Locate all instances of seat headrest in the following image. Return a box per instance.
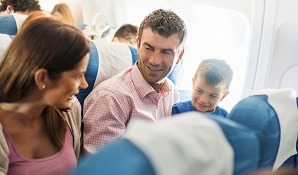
[76,41,100,107]
[91,40,133,87]
[209,115,259,175]
[228,88,298,170]
[76,40,134,107]
[0,14,27,35]
[70,139,156,175]
[229,95,280,169]
[124,112,234,175]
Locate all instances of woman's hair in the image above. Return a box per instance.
[0,17,90,149]
[51,3,75,25]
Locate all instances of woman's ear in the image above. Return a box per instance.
[34,68,48,90]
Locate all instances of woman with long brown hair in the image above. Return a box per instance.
[0,17,90,174]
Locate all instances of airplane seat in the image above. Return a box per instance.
[71,139,156,175]
[129,46,138,65]
[76,40,135,107]
[228,88,298,171]
[71,112,259,175]
[208,115,259,175]
[76,41,100,107]
[0,13,27,35]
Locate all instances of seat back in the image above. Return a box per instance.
[0,14,27,35]
[76,40,135,107]
[71,112,260,175]
[228,88,298,171]
[76,41,100,107]
[71,139,156,175]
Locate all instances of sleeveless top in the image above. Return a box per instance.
[3,126,77,175]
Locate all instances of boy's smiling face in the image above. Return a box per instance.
[191,76,229,113]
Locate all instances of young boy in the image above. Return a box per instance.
[172,58,233,118]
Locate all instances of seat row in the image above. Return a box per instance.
[72,88,298,175]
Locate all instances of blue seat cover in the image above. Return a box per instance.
[76,41,99,107]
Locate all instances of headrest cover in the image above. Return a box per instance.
[0,34,12,48]
[92,40,132,87]
[251,88,298,170]
[11,13,27,32]
[209,115,260,175]
[229,94,280,168]
[70,139,155,175]
[0,34,12,59]
[124,112,234,175]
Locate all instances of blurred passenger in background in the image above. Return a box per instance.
[0,0,40,16]
[51,3,74,26]
[0,0,41,35]
[112,24,138,47]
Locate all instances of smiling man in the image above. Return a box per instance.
[83,9,187,154]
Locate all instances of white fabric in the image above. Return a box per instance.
[124,112,234,175]
[11,13,27,32]
[0,34,12,60]
[91,40,132,88]
[252,88,298,170]
[0,34,12,48]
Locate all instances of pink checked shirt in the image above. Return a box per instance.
[83,64,179,154]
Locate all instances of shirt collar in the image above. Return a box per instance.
[131,63,172,99]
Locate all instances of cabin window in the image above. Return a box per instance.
[176,5,250,111]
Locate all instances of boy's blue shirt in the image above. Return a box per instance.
[172,100,228,118]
